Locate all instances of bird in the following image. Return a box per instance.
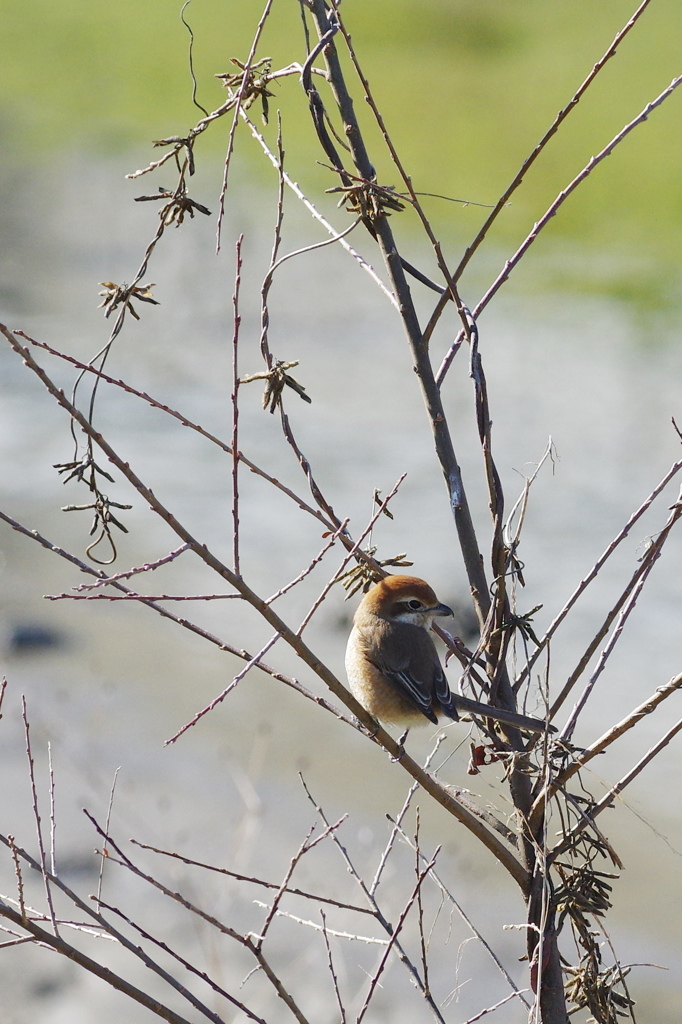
[345,574,551,734]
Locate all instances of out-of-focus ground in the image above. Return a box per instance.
[1,151,681,1022]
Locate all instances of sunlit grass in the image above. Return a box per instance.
[1,0,680,303]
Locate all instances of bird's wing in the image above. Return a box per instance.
[366,624,452,724]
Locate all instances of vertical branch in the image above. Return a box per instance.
[355,849,440,1024]
[306,0,490,626]
[414,811,431,1000]
[319,911,347,1024]
[47,742,57,878]
[96,767,121,909]
[260,115,286,374]
[216,0,277,251]
[467,314,512,697]
[8,835,27,921]
[231,235,244,576]
[22,698,59,936]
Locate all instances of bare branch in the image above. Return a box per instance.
[0,897,198,1024]
[451,0,657,285]
[215,0,277,251]
[320,911,347,1024]
[231,235,243,576]
[356,848,440,1024]
[21,698,59,936]
[130,839,372,915]
[531,673,682,827]
[516,459,682,693]
[436,73,682,385]
[558,488,682,739]
[551,716,682,862]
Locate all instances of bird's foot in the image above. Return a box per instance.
[390,729,409,762]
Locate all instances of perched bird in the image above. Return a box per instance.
[345,575,550,734]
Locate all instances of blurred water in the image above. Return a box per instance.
[1,154,681,1022]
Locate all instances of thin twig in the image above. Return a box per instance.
[231,235,244,576]
[295,481,405,636]
[72,545,191,590]
[130,839,372,915]
[461,990,531,1023]
[166,632,281,744]
[370,733,446,897]
[414,811,431,999]
[320,910,347,1024]
[7,837,26,921]
[559,488,682,740]
[265,519,350,605]
[215,0,277,251]
[256,816,347,950]
[550,716,682,862]
[516,459,682,693]
[436,73,682,386]
[95,767,120,909]
[47,743,57,878]
[21,698,59,936]
[530,673,682,827]
[356,849,440,1024]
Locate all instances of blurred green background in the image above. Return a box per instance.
[1,0,681,308]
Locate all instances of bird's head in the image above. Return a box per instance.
[359,575,454,627]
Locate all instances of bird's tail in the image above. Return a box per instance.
[444,693,555,734]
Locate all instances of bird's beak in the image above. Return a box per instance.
[434,603,454,618]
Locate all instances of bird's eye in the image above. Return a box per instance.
[406,599,423,611]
